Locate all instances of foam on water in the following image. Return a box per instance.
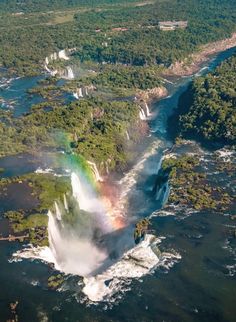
[82,234,181,302]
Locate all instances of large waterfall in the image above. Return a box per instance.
[48,208,107,276]
[45,169,120,276]
[46,171,112,276]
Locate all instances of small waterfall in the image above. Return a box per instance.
[66,66,75,80]
[58,49,70,61]
[54,201,62,220]
[105,161,110,175]
[45,57,49,65]
[63,194,69,211]
[87,161,103,182]
[78,87,83,97]
[73,92,79,100]
[125,130,130,141]
[144,103,151,117]
[71,172,91,212]
[85,87,88,96]
[44,64,51,73]
[139,107,146,120]
[162,182,170,206]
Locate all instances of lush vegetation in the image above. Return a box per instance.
[161,155,233,211]
[0,0,138,13]
[87,65,162,91]
[0,96,143,170]
[2,173,71,245]
[174,54,236,144]
[0,0,236,75]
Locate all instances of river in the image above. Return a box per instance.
[0,47,235,321]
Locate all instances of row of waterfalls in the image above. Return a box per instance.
[44,48,76,79]
[139,102,151,120]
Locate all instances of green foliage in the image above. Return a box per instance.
[178,54,236,144]
[0,97,141,169]
[0,0,235,74]
[88,65,162,91]
[26,173,71,211]
[162,155,233,210]
[12,213,48,233]
[47,274,64,290]
[4,211,24,223]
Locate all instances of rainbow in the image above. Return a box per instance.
[52,132,126,231]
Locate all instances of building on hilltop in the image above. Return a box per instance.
[159,21,188,31]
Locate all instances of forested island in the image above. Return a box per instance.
[172,54,236,145]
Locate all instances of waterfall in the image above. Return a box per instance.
[66,66,75,80]
[73,92,79,100]
[58,49,70,61]
[78,87,83,97]
[63,194,69,211]
[44,64,51,73]
[54,201,62,220]
[45,57,49,65]
[162,182,170,206]
[105,161,110,175]
[44,64,58,77]
[71,172,92,212]
[139,107,146,120]
[45,171,115,275]
[87,161,103,182]
[144,103,151,117]
[85,87,88,96]
[47,208,107,276]
[51,70,58,77]
[125,130,130,141]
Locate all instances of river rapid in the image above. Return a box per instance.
[0,47,236,321]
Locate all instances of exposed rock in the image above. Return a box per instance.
[136,86,168,103]
[165,32,236,76]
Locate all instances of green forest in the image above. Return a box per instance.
[0,0,236,75]
[175,54,236,144]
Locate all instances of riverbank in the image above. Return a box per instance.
[164,32,236,77]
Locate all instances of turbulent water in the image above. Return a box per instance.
[0,47,236,321]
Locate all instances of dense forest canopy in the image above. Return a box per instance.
[176,54,236,144]
[0,0,138,12]
[0,0,235,75]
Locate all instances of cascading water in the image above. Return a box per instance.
[144,103,151,117]
[63,194,69,211]
[54,201,62,220]
[66,66,75,80]
[58,49,70,61]
[139,107,146,120]
[46,171,115,276]
[125,130,130,141]
[47,208,107,276]
[73,92,79,100]
[87,161,103,182]
[78,87,83,97]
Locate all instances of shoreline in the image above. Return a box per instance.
[164,32,236,77]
